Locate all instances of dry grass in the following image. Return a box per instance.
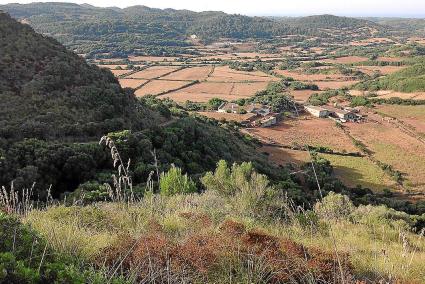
[21,191,425,283]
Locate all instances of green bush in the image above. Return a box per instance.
[160,165,197,196]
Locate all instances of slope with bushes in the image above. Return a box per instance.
[356,60,425,92]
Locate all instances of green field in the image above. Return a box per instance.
[320,153,397,191]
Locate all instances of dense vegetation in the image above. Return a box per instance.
[0,12,160,142]
[0,3,392,58]
[1,161,424,283]
[356,61,425,92]
[0,14,276,199]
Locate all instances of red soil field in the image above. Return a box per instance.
[207,66,274,82]
[314,80,359,90]
[128,66,180,79]
[357,66,405,75]
[290,90,323,103]
[159,82,252,102]
[248,119,358,153]
[118,79,148,89]
[161,66,213,81]
[135,80,190,96]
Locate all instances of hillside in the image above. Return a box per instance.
[0,13,280,199]
[0,11,160,142]
[282,14,382,30]
[356,60,425,92]
[0,3,390,58]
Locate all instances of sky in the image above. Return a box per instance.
[1,0,425,17]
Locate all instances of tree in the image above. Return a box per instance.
[159,165,196,196]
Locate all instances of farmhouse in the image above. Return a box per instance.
[325,106,358,121]
[304,105,330,118]
[217,102,240,114]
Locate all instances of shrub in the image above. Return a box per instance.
[314,192,354,220]
[159,165,197,196]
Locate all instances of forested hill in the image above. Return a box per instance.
[280,14,382,30]
[0,12,161,142]
[1,3,390,58]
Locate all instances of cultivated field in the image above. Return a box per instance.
[135,80,190,97]
[248,118,359,153]
[290,90,323,103]
[260,146,397,191]
[161,66,213,81]
[376,105,425,134]
[346,121,425,191]
[128,66,180,79]
[207,66,274,82]
[118,78,148,89]
[357,65,406,75]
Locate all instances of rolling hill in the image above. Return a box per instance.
[0,11,161,142]
[0,3,390,58]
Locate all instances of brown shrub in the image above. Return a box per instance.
[178,211,212,228]
[98,226,353,283]
[219,219,246,237]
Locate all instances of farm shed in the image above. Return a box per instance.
[304,105,330,118]
[326,106,358,121]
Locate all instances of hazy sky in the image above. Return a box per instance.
[1,0,425,17]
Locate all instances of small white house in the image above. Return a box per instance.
[304,105,329,118]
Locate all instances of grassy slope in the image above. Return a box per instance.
[24,193,425,283]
